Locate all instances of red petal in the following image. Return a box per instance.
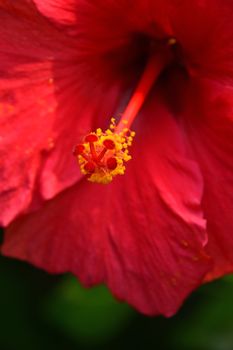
[34,0,233,84]
[33,0,170,31]
[171,0,233,83]
[2,97,211,316]
[182,78,233,281]
[0,1,60,224]
[0,1,124,223]
[33,0,78,26]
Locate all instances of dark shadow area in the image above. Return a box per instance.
[0,252,233,350]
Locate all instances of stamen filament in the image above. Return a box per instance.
[116,52,170,132]
[97,147,107,162]
[89,142,98,160]
[80,153,90,162]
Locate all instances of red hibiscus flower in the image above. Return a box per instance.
[1,0,233,316]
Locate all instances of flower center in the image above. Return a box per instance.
[73,118,135,184]
[73,39,174,184]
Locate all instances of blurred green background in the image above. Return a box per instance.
[1,228,233,350]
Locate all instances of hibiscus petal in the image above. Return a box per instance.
[171,0,233,83]
[2,96,211,316]
[33,0,77,26]
[182,78,233,281]
[34,0,233,84]
[0,0,60,224]
[0,1,124,224]
[32,0,169,32]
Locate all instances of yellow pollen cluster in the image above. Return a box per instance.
[73,118,135,184]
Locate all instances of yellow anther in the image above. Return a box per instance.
[73,119,135,184]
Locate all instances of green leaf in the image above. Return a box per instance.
[43,275,134,345]
[171,277,233,350]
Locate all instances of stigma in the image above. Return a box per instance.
[73,118,135,184]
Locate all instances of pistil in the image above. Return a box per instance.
[73,45,171,184]
[116,51,170,132]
